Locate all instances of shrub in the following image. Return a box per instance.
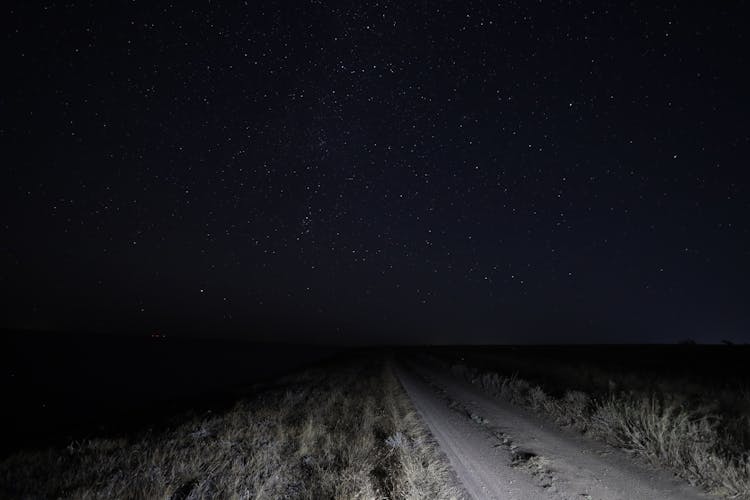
[591,395,750,498]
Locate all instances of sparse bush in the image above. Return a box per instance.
[591,395,750,498]
[528,386,548,412]
[560,390,591,431]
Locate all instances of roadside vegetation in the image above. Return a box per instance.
[0,357,461,499]
[442,358,750,499]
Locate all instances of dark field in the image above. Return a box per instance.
[3,338,750,498]
[1,331,344,456]
[427,344,750,406]
[5,338,749,458]
[430,344,749,386]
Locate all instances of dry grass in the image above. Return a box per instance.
[0,357,459,499]
[382,362,464,500]
[591,395,750,498]
[447,361,750,499]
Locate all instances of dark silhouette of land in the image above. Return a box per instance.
[2,330,345,456]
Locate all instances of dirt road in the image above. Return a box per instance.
[396,360,710,500]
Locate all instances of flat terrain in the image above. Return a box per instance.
[3,339,748,498]
[0,357,459,498]
[427,345,750,396]
[1,331,343,456]
[397,358,711,500]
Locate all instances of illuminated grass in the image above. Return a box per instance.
[0,358,460,499]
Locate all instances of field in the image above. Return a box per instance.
[3,340,750,499]
[1,332,344,455]
[0,355,460,499]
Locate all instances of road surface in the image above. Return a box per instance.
[396,359,710,500]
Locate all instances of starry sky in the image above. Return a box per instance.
[2,1,749,344]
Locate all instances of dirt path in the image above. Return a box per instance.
[396,360,710,500]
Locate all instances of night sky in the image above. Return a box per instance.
[2,1,749,344]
